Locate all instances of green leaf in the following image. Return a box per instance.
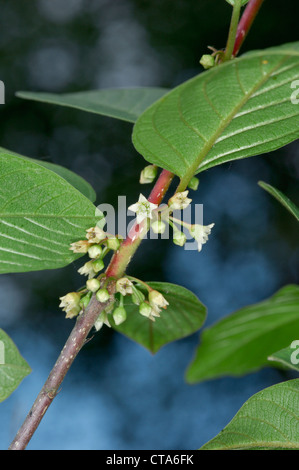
[226,0,250,6]
[111,282,207,354]
[200,379,299,450]
[0,146,96,203]
[0,153,104,274]
[186,285,299,383]
[259,181,299,221]
[268,342,299,372]
[16,88,169,124]
[132,42,299,184]
[0,329,31,402]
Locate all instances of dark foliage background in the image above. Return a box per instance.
[0,0,298,450]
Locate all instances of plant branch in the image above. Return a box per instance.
[223,0,243,62]
[233,0,265,57]
[9,290,114,450]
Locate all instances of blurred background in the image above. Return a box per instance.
[0,0,298,450]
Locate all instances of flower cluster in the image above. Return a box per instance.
[94,277,169,331]
[71,225,122,279]
[145,189,215,252]
[60,224,169,331]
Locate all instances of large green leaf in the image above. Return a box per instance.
[16,88,169,124]
[268,343,299,372]
[201,379,299,450]
[132,42,299,184]
[259,181,299,221]
[111,282,206,353]
[0,329,31,402]
[0,146,96,203]
[186,285,299,383]
[0,153,104,274]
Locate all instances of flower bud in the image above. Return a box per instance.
[96,288,110,303]
[139,302,152,318]
[132,289,145,305]
[151,220,166,234]
[79,291,92,309]
[92,258,105,273]
[86,278,101,293]
[88,244,102,259]
[188,176,199,191]
[200,54,215,69]
[173,230,187,247]
[113,306,127,325]
[106,237,121,251]
[139,165,158,184]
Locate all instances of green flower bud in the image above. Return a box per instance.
[200,54,215,69]
[86,278,101,293]
[139,165,158,184]
[188,176,199,191]
[173,230,187,247]
[139,302,152,318]
[96,288,110,303]
[88,244,103,259]
[92,258,105,273]
[106,237,121,251]
[151,220,166,234]
[79,291,92,309]
[113,306,127,325]
[132,288,145,305]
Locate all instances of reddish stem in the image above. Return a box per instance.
[233,0,265,57]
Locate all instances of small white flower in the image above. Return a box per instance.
[168,191,192,211]
[59,292,81,318]
[78,260,96,279]
[148,290,169,310]
[128,194,158,224]
[116,277,134,296]
[94,311,111,331]
[86,226,106,244]
[70,240,90,253]
[189,223,215,252]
